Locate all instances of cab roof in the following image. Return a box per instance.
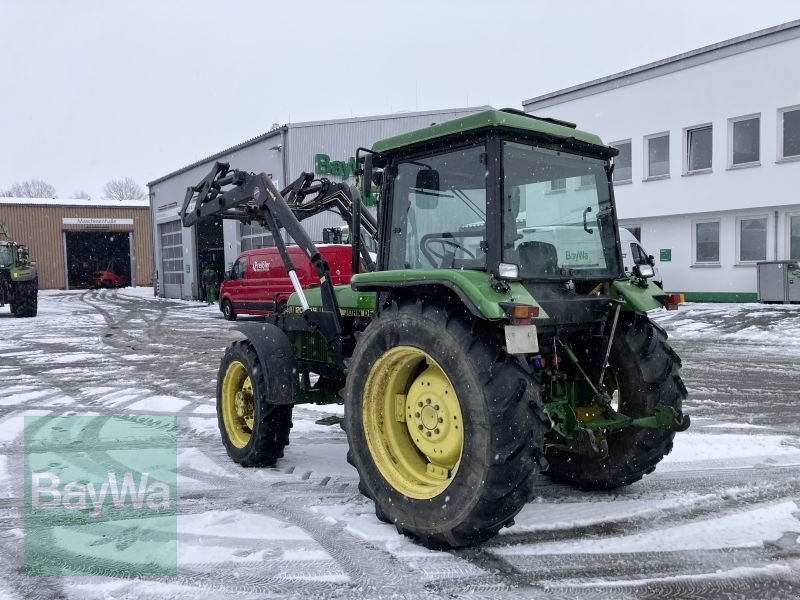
[371,108,609,155]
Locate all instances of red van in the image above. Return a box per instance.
[219,244,354,320]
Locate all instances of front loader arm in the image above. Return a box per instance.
[180,162,353,366]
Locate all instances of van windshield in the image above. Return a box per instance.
[502,141,622,279]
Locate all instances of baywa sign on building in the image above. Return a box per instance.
[24,416,177,576]
[314,153,377,206]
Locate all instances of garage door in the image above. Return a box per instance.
[65,231,132,289]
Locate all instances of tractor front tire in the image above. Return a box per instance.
[545,313,687,490]
[344,301,547,549]
[13,281,37,318]
[217,339,292,467]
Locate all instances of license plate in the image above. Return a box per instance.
[504,325,539,354]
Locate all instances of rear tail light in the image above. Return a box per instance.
[666,293,685,310]
[500,303,540,324]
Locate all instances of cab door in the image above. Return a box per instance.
[226,256,247,312]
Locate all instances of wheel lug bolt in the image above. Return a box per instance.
[434,428,440,434]
[418,402,423,407]
[418,425,423,431]
[434,405,439,411]
[426,431,431,437]
[426,399,431,404]
[438,417,443,423]
[415,412,420,418]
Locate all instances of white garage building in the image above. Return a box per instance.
[148,107,483,299]
[523,20,800,301]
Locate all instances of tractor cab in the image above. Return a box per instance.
[360,109,662,329]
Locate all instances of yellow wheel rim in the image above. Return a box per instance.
[362,346,464,500]
[221,360,255,448]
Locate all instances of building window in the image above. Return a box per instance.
[579,174,596,188]
[240,222,274,251]
[738,216,767,262]
[694,220,720,263]
[548,178,566,193]
[779,106,800,160]
[159,221,184,285]
[686,125,712,172]
[611,140,632,182]
[645,133,669,178]
[729,115,760,166]
[790,215,800,260]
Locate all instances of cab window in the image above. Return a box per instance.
[630,242,649,265]
[0,246,12,267]
[387,144,487,270]
[231,257,246,279]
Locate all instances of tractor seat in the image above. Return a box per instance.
[518,241,559,277]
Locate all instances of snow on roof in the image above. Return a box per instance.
[0,197,150,208]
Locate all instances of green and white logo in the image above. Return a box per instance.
[24,416,177,576]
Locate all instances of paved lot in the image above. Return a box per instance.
[1,290,799,599]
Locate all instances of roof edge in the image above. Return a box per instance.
[0,197,150,208]
[147,106,489,188]
[522,19,800,109]
[287,105,489,129]
[148,125,286,187]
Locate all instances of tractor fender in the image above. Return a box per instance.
[353,279,486,320]
[236,322,297,405]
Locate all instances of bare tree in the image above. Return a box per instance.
[4,180,57,198]
[103,177,145,201]
[71,190,92,200]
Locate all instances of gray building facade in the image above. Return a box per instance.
[148,107,484,299]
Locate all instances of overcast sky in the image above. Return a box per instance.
[2,0,800,199]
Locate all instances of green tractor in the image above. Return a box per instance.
[0,224,38,318]
[181,108,689,548]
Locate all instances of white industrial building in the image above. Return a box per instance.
[148,107,483,299]
[523,20,800,301]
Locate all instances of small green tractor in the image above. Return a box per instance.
[0,224,38,318]
[181,108,689,548]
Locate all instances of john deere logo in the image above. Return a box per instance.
[315,154,356,179]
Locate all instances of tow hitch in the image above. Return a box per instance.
[539,332,690,458]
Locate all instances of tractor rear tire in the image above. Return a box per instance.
[221,299,237,321]
[13,281,37,318]
[545,313,687,490]
[344,301,547,549]
[217,339,292,467]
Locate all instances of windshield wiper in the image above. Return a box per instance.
[452,189,486,221]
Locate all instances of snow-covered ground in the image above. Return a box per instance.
[1,291,799,598]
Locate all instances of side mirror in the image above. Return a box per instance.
[414,168,440,210]
[224,270,231,280]
[647,254,656,267]
[363,153,373,199]
[415,168,439,193]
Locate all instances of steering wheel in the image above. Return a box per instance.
[421,237,476,268]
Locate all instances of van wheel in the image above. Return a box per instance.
[222,300,237,321]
